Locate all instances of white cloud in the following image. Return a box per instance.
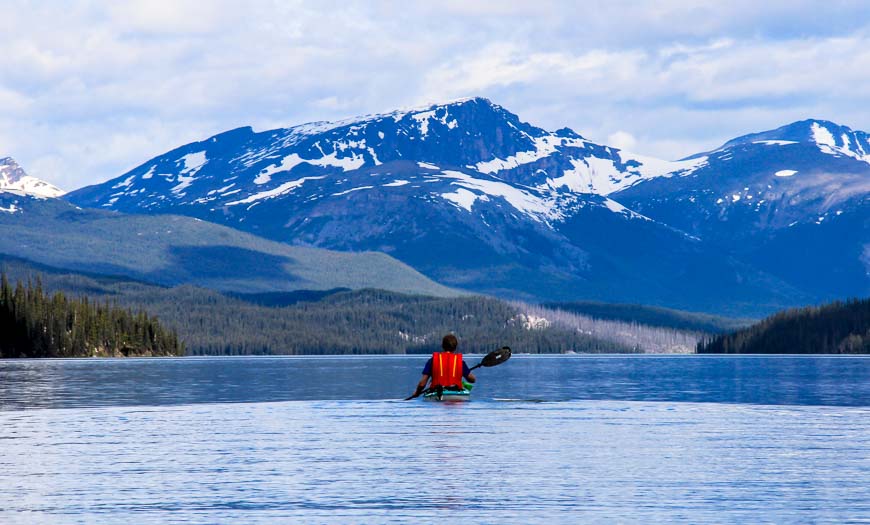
[607,131,638,152]
[0,1,869,188]
[106,0,236,35]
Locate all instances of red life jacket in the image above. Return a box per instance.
[431,352,464,388]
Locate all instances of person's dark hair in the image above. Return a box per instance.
[442,334,458,352]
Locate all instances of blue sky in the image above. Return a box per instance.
[2,0,869,190]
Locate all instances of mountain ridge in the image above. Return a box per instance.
[0,157,65,199]
[59,99,870,316]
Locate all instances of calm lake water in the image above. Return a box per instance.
[1,355,868,524]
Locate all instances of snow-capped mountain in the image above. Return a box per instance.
[616,119,869,233]
[614,119,870,300]
[67,98,781,313]
[67,98,702,219]
[0,157,65,199]
[66,101,868,315]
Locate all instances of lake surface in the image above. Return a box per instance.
[1,355,868,524]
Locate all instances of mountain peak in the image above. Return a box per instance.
[269,96,511,146]
[0,157,65,198]
[0,157,27,181]
[720,118,863,146]
[711,119,870,164]
[399,96,497,113]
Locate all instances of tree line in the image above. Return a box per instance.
[0,258,641,355]
[147,287,636,355]
[697,298,870,354]
[0,272,183,358]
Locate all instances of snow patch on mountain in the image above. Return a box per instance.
[812,122,870,164]
[367,147,382,166]
[754,140,799,146]
[332,185,374,196]
[180,152,207,174]
[603,198,626,213]
[475,135,585,174]
[209,183,236,195]
[812,123,837,150]
[317,149,365,171]
[624,151,707,178]
[0,202,19,214]
[437,170,560,223]
[112,175,136,190]
[253,150,366,186]
[544,151,707,195]
[411,110,458,137]
[441,187,481,212]
[0,157,65,198]
[226,176,327,206]
[168,152,209,196]
[547,156,623,193]
[255,155,306,185]
[600,197,655,222]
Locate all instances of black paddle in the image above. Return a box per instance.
[469,346,512,371]
[405,346,512,400]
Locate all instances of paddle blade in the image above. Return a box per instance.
[482,346,511,367]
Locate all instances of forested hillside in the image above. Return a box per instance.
[0,191,459,297]
[178,288,630,355]
[0,273,182,358]
[543,301,750,333]
[0,256,656,355]
[697,298,870,354]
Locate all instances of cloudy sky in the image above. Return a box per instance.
[2,0,870,190]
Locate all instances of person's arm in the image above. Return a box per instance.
[463,362,476,383]
[412,374,430,397]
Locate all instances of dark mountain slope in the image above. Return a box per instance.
[0,191,459,296]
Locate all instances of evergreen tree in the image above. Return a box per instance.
[0,271,183,358]
[698,298,870,354]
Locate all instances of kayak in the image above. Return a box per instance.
[422,388,472,402]
[422,381,473,402]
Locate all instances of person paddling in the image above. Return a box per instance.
[410,334,475,399]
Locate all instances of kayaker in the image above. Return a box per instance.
[411,334,476,398]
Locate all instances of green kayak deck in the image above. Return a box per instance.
[422,388,472,402]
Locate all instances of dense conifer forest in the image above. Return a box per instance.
[0,258,647,355]
[113,286,636,355]
[697,298,870,354]
[1,256,722,355]
[0,272,183,358]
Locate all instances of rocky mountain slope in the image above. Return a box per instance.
[0,190,459,297]
[614,119,870,300]
[65,100,869,315]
